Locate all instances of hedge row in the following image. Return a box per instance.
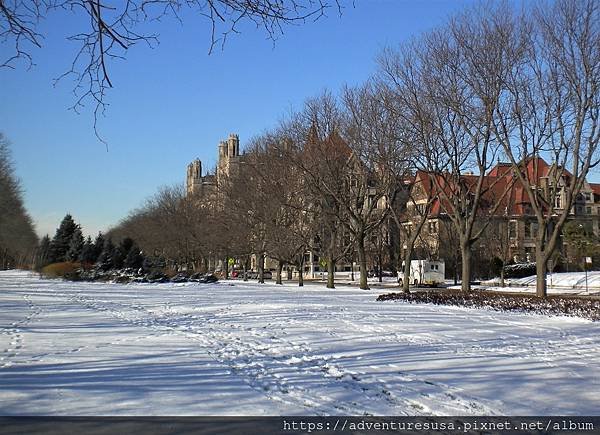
[377,290,600,321]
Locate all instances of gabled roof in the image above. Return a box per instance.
[590,183,600,201]
[409,157,596,219]
[414,170,518,217]
[304,126,352,160]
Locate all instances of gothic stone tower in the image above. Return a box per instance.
[217,133,241,182]
[186,159,202,195]
[186,133,243,199]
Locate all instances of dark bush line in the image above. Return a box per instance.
[77,270,219,284]
[377,290,600,321]
[40,262,219,284]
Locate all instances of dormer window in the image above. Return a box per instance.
[555,195,562,209]
[428,221,438,234]
[509,220,518,239]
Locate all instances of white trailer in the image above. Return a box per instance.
[398,259,445,287]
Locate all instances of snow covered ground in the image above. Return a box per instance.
[481,271,600,295]
[1,270,599,416]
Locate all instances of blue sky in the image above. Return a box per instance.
[1,0,498,237]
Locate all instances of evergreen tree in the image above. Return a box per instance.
[113,237,135,269]
[49,214,78,263]
[93,232,105,262]
[124,242,144,269]
[96,238,115,271]
[80,236,97,264]
[66,226,84,262]
[36,235,51,268]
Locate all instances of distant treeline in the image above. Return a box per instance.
[0,133,38,269]
[36,213,145,272]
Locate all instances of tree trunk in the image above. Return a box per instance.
[535,251,548,298]
[224,256,229,280]
[500,263,505,288]
[400,230,420,294]
[243,260,248,281]
[258,253,265,284]
[453,248,459,285]
[357,234,369,290]
[460,241,472,292]
[276,260,283,285]
[298,255,304,287]
[326,257,335,289]
[402,254,412,294]
[378,253,383,283]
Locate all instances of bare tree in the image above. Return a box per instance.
[395,174,435,293]
[379,5,517,292]
[341,82,418,290]
[479,217,512,287]
[109,184,213,271]
[280,92,355,288]
[490,0,600,297]
[0,133,38,269]
[1,0,342,140]
[233,131,315,286]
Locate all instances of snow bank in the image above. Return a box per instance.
[482,271,600,295]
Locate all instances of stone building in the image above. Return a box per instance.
[184,132,377,278]
[405,157,600,268]
[186,133,244,197]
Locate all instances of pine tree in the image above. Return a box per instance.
[96,238,115,271]
[49,214,78,263]
[66,226,84,262]
[124,242,144,269]
[113,237,134,269]
[80,236,96,264]
[36,235,51,269]
[92,232,105,262]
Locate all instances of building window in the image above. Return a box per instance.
[586,206,592,215]
[584,192,591,202]
[531,222,539,238]
[509,220,517,239]
[428,221,438,234]
[524,222,531,239]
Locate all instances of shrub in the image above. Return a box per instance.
[377,289,600,321]
[41,262,81,279]
[503,262,536,278]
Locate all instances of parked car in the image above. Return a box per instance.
[244,271,271,279]
[368,270,395,278]
[198,273,218,283]
[170,273,189,283]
